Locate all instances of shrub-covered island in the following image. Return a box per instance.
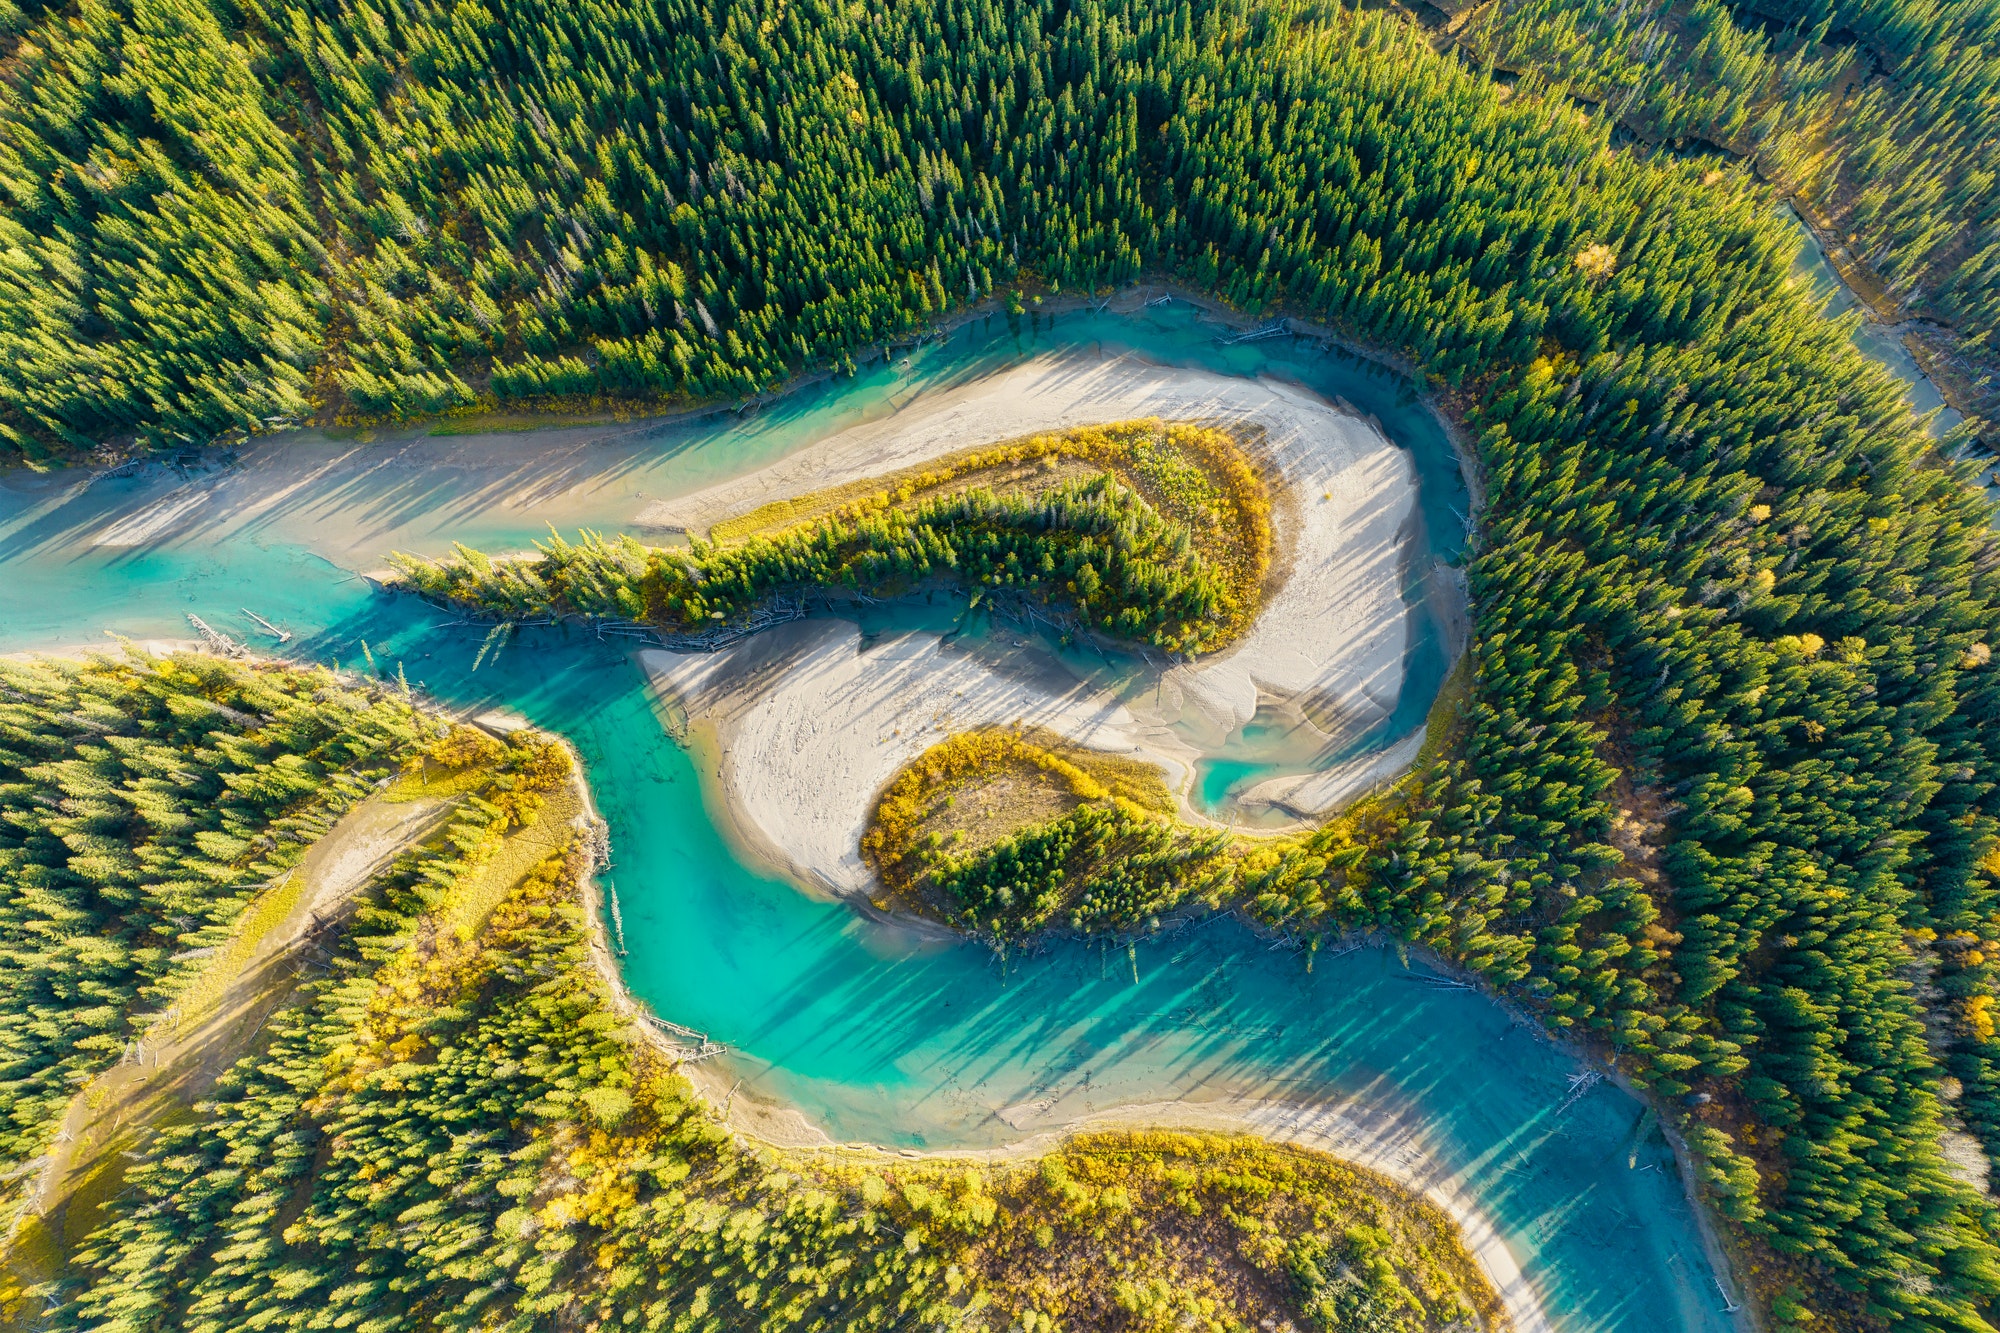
[389,419,1274,656]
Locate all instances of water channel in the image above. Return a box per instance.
[1777,204,1971,442]
[0,302,1735,1331]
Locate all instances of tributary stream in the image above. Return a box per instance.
[0,303,1739,1331]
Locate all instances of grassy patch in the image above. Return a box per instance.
[167,869,308,1031]
[710,418,1270,581]
[810,1129,1502,1333]
[863,726,1175,886]
[433,782,583,945]
[863,727,1232,938]
[385,757,500,801]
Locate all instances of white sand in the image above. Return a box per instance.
[643,619,1194,895]
[639,357,1415,757]
[639,352,1436,849]
[90,489,211,546]
[1162,432,1414,758]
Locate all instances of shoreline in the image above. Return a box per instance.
[639,619,1197,898]
[661,995,1553,1333]
[638,890,1752,1333]
[19,276,1486,532]
[635,350,1444,897]
[508,683,1548,1333]
[0,282,1752,1328]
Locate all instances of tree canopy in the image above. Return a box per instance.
[6,0,2000,1325]
[0,652,425,1229]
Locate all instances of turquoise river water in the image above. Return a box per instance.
[0,304,1738,1331]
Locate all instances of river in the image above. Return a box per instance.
[0,300,1736,1332]
[1778,204,1971,441]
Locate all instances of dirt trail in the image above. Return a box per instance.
[3,793,454,1295]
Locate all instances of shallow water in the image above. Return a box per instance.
[1777,204,1968,439]
[0,304,1735,1331]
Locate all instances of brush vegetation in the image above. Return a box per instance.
[391,420,1272,654]
[862,727,1229,939]
[861,727,1421,949]
[31,758,1503,1333]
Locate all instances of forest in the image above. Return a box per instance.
[3,0,1985,453]
[0,652,428,1237]
[20,708,1501,1333]
[4,0,2000,1325]
[1457,0,2000,422]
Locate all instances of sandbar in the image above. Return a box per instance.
[638,351,1443,876]
[643,620,1195,895]
[640,351,1421,769]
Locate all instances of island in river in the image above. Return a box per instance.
[403,350,1459,895]
[0,307,1744,1333]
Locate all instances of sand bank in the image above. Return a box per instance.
[642,619,1198,895]
[683,1065,1548,1333]
[637,352,1439,872]
[1237,728,1429,819]
[639,352,1420,772]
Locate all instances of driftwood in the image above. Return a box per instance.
[1214,319,1292,346]
[1555,1069,1603,1114]
[649,596,807,652]
[607,878,628,956]
[641,1013,727,1063]
[186,614,247,657]
[418,589,810,656]
[242,608,291,643]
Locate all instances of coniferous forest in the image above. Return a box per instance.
[0,654,427,1229]
[1457,0,2000,421]
[5,0,2000,1328]
[4,0,1988,452]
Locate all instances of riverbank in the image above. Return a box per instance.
[635,351,1437,883]
[0,304,1741,1333]
[989,1097,1551,1333]
[641,622,1190,897]
[673,1047,1551,1332]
